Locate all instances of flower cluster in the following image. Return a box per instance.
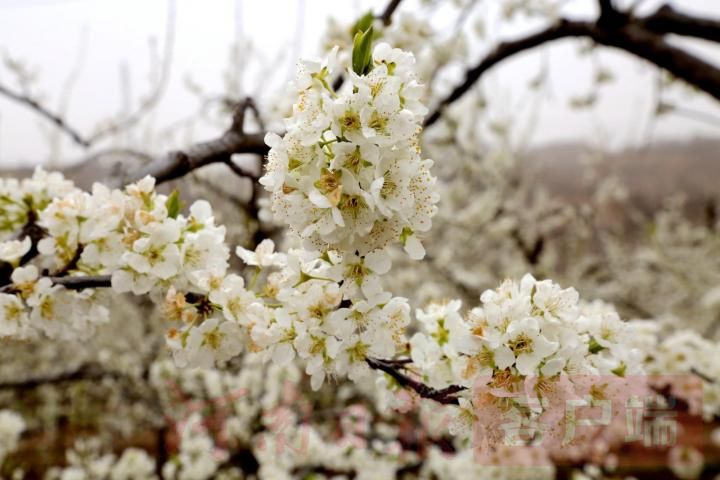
[0,168,75,242]
[639,327,720,420]
[410,275,642,387]
[0,264,109,340]
[407,274,644,445]
[260,42,437,260]
[247,246,411,390]
[0,171,233,343]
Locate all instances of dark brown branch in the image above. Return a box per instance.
[366,357,465,405]
[379,0,403,26]
[0,274,112,294]
[691,367,716,384]
[424,20,595,127]
[592,22,720,101]
[225,158,259,180]
[640,4,720,43]
[597,0,621,26]
[51,246,84,277]
[117,131,268,186]
[117,94,269,187]
[227,96,265,133]
[424,5,720,128]
[598,0,615,14]
[0,364,124,391]
[51,274,112,290]
[0,83,90,147]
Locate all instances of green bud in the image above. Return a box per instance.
[588,337,606,354]
[352,26,374,76]
[351,10,374,37]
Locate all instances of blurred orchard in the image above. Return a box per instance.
[1,0,720,479]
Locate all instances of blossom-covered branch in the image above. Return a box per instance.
[366,357,464,405]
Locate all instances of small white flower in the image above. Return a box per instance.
[236,239,285,268]
[0,236,31,264]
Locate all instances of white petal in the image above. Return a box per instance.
[308,189,332,208]
[403,234,425,260]
[494,345,516,370]
[541,357,565,377]
[516,353,539,376]
[364,250,391,275]
[272,343,295,365]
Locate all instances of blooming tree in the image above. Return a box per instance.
[1,0,720,479]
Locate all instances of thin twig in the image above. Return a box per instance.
[366,357,465,405]
[0,83,90,147]
[0,0,176,150]
[83,0,176,146]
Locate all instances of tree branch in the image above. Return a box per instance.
[116,95,269,187]
[424,20,595,127]
[379,0,403,26]
[639,4,720,42]
[116,131,268,186]
[0,274,113,294]
[366,357,465,405]
[51,274,112,290]
[0,83,90,147]
[424,4,720,128]
[0,364,124,391]
[590,22,720,101]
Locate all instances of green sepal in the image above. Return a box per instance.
[165,189,183,219]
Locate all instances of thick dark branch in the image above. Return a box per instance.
[366,357,465,405]
[598,0,624,28]
[118,131,268,186]
[424,20,595,127]
[0,364,124,391]
[0,274,112,294]
[379,0,403,26]
[117,95,269,186]
[590,22,720,101]
[639,4,720,43]
[425,6,720,128]
[0,83,90,147]
[51,274,112,290]
[598,0,615,13]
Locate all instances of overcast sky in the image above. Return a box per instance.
[0,0,718,168]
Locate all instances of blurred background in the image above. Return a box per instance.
[0,0,718,168]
